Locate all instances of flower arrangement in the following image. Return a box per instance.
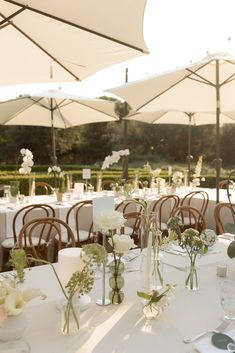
[95,210,135,304]
[0,276,45,326]
[192,155,205,187]
[48,165,65,192]
[101,149,130,170]
[137,284,176,319]
[18,148,34,175]
[10,244,107,335]
[167,217,216,290]
[172,171,184,187]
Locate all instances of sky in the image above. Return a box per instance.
[1,0,235,99]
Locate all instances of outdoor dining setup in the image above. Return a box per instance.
[1,0,235,353]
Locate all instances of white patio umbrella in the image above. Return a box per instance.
[0,0,148,85]
[0,90,119,164]
[126,110,235,177]
[109,52,235,202]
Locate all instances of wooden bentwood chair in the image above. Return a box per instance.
[18,217,75,264]
[214,202,235,235]
[172,205,207,233]
[1,204,55,270]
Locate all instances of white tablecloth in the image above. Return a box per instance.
[1,239,232,353]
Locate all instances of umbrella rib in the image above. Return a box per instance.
[0,11,81,81]
[0,5,26,27]
[2,0,147,54]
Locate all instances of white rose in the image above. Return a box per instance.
[48,167,52,173]
[20,148,26,155]
[95,210,125,231]
[201,229,216,247]
[110,234,135,253]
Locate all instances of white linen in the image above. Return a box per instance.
[0,239,231,353]
[194,330,235,353]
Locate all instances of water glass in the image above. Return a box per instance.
[219,277,235,321]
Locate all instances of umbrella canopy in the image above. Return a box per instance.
[0,0,148,85]
[109,52,235,202]
[0,90,119,164]
[126,110,235,178]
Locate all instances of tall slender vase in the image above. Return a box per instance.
[140,211,163,292]
[185,259,199,291]
[28,173,36,197]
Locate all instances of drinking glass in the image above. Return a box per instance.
[219,277,235,321]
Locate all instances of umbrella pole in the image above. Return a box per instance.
[187,114,193,185]
[50,98,57,166]
[215,60,221,204]
[122,68,129,180]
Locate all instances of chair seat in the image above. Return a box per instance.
[1,237,46,249]
[181,216,196,226]
[55,229,91,243]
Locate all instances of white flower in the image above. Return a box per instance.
[109,234,135,253]
[101,149,130,170]
[18,148,34,175]
[95,210,125,231]
[201,229,216,247]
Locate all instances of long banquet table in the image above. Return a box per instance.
[1,238,233,353]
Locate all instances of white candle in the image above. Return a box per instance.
[168,166,172,176]
[216,262,227,277]
[57,248,84,286]
[145,231,152,292]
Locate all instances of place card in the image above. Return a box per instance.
[74,182,84,196]
[82,169,91,179]
[92,196,115,231]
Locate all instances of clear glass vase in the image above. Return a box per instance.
[10,181,20,197]
[109,258,125,304]
[185,261,199,290]
[143,303,162,320]
[28,173,36,197]
[140,212,162,292]
[61,299,80,335]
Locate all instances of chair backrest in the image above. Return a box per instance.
[101,179,115,190]
[121,211,141,245]
[18,217,75,261]
[115,198,142,214]
[66,200,93,246]
[214,202,235,234]
[12,204,56,244]
[219,180,234,189]
[35,182,54,195]
[148,195,180,229]
[172,205,207,232]
[180,190,209,216]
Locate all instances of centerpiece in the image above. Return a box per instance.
[48,165,65,202]
[10,148,34,200]
[167,217,216,290]
[137,283,176,320]
[95,209,135,304]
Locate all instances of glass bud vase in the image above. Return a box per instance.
[185,260,199,291]
[143,303,162,320]
[61,299,80,335]
[10,181,20,197]
[109,258,125,304]
[28,173,36,197]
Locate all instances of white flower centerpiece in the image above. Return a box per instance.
[192,155,205,187]
[101,149,130,171]
[48,165,65,202]
[95,210,135,304]
[10,148,34,200]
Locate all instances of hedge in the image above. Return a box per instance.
[0,168,234,196]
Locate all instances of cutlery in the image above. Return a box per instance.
[183,320,230,343]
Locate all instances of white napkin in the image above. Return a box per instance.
[195,330,235,352]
